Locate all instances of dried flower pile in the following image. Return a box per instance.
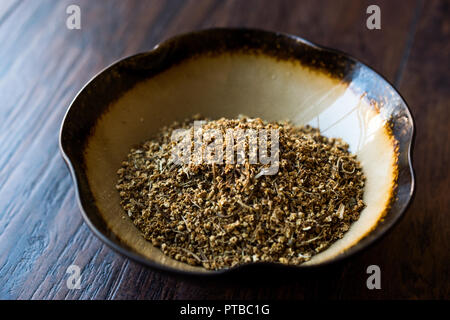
[116,116,365,270]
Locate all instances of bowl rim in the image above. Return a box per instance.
[59,27,415,276]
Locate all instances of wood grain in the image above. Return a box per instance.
[0,0,447,299]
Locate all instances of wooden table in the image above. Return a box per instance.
[0,0,448,300]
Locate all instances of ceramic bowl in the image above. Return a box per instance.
[60,28,415,275]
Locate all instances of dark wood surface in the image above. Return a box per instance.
[0,0,448,300]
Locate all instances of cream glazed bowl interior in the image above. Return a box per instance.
[60,28,415,275]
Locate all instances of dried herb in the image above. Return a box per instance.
[116,116,365,270]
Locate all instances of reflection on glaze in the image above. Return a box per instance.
[303,85,396,265]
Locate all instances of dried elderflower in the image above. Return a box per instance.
[116,116,365,270]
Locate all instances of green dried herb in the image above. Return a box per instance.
[116,116,365,270]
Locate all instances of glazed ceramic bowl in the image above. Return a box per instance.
[60,28,414,275]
